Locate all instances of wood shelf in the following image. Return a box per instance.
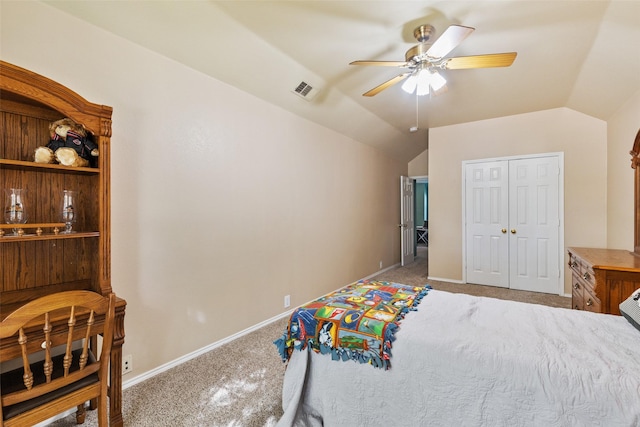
[0,231,99,243]
[0,222,65,229]
[0,158,99,174]
[0,223,99,241]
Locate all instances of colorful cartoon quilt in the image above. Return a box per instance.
[274,280,431,369]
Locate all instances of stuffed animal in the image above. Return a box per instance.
[34,118,98,167]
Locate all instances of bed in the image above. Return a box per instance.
[275,285,640,427]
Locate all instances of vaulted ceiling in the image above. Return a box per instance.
[46,1,640,162]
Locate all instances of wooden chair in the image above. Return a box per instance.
[0,291,115,426]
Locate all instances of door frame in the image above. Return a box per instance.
[461,152,565,295]
[400,176,415,266]
[413,176,429,255]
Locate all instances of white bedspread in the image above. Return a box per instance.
[277,290,640,427]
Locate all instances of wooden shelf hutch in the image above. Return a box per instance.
[0,60,126,425]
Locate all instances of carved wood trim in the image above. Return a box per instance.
[633,128,640,255]
[631,128,640,169]
[0,61,112,136]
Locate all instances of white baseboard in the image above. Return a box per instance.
[124,265,406,389]
[427,276,572,299]
[427,276,466,284]
[122,310,292,389]
[121,267,404,390]
[362,263,400,280]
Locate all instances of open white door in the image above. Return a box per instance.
[400,176,415,266]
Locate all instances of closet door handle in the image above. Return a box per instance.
[510,229,516,234]
[501,228,507,234]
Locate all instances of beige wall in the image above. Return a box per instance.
[607,90,640,249]
[428,108,608,294]
[1,2,406,376]
[408,149,429,177]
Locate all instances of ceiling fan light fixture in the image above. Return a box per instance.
[401,74,418,94]
[402,68,447,96]
[416,83,430,96]
[416,69,431,96]
[428,69,447,92]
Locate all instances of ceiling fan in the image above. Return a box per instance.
[350,24,517,97]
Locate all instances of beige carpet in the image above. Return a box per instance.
[48,246,569,426]
[381,246,570,309]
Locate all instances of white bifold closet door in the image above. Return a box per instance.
[465,155,561,294]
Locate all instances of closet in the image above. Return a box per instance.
[464,153,562,294]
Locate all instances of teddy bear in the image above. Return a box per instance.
[34,118,99,167]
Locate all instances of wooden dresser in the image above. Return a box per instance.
[568,247,640,315]
[0,61,126,425]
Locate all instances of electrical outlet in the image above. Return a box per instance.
[284,295,291,308]
[122,354,133,375]
[379,261,383,269]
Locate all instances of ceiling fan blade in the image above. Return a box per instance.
[363,73,410,97]
[443,52,517,69]
[350,60,408,67]
[426,25,475,60]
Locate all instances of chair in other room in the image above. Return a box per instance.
[417,220,429,245]
[0,291,115,426]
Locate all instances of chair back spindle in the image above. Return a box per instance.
[17,329,34,391]
[43,313,53,383]
[79,310,95,370]
[63,306,77,377]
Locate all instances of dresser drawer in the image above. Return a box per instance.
[568,252,582,275]
[583,287,601,313]
[571,274,584,310]
[572,288,584,310]
[580,266,596,292]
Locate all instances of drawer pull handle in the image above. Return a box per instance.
[573,283,580,290]
[586,299,593,307]
[583,272,590,281]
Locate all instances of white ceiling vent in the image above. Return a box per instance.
[292,81,319,101]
